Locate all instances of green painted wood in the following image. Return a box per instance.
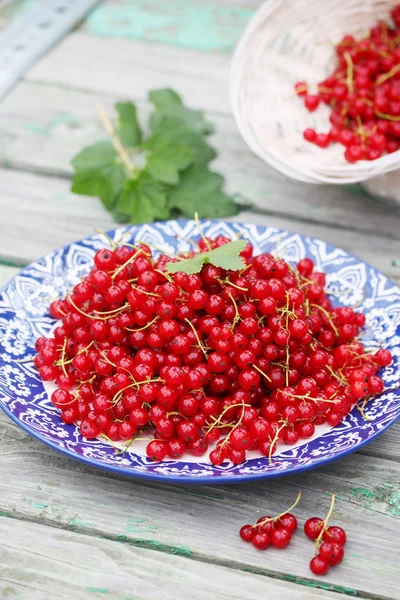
[84,0,257,52]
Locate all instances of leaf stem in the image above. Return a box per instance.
[96,103,137,174]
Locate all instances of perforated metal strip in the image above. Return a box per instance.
[0,0,100,99]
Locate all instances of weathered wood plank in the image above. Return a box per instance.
[0,410,399,599]
[26,33,229,114]
[2,82,400,245]
[83,0,258,52]
[0,168,399,279]
[0,516,350,600]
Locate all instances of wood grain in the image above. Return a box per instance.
[83,0,258,52]
[1,82,400,247]
[0,167,399,280]
[0,410,399,599]
[0,516,350,600]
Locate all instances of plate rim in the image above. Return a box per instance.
[1,218,399,484]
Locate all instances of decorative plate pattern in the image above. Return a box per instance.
[1,220,399,483]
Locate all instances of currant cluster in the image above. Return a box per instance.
[34,232,392,465]
[240,491,300,550]
[305,495,347,575]
[240,493,347,577]
[295,5,400,162]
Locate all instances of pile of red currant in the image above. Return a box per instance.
[240,491,301,550]
[240,493,347,577]
[34,232,392,465]
[295,5,400,162]
[305,495,347,575]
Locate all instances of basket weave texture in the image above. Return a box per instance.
[231,0,400,184]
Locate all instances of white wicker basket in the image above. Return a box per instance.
[231,0,400,185]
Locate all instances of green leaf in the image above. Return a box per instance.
[116,172,169,224]
[71,141,116,171]
[71,163,125,211]
[142,130,193,185]
[149,88,214,135]
[116,102,142,147]
[151,116,216,166]
[167,164,239,219]
[70,141,125,210]
[166,240,247,274]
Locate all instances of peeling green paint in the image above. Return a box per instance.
[131,538,193,557]
[87,588,109,594]
[84,0,254,52]
[24,113,80,137]
[30,502,49,509]
[183,488,225,501]
[351,485,400,517]
[67,517,93,527]
[281,574,357,596]
[0,510,12,518]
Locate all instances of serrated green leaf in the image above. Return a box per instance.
[142,130,193,185]
[116,102,142,147]
[149,88,214,135]
[71,163,125,211]
[166,240,247,274]
[71,141,116,171]
[167,164,239,219]
[151,116,216,166]
[70,141,125,211]
[116,172,169,224]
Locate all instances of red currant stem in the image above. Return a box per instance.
[220,402,247,448]
[356,398,373,422]
[239,263,252,276]
[194,211,212,250]
[347,287,366,310]
[95,229,116,250]
[375,62,400,87]
[205,402,251,434]
[56,340,95,367]
[137,239,184,262]
[252,363,272,383]
[60,338,68,378]
[326,365,347,386]
[126,316,160,333]
[304,298,310,317]
[228,292,241,332]
[184,318,208,358]
[288,391,339,404]
[112,377,164,405]
[66,295,123,321]
[310,303,339,337]
[111,248,144,280]
[253,490,302,529]
[315,493,336,550]
[268,422,287,464]
[78,374,97,386]
[99,351,117,367]
[129,284,161,298]
[390,34,400,49]
[93,303,130,316]
[100,433,118,452]
[116,436,138,455]
[343,51,354,93]
[154,268,173,283]
[173,232,199,251]
[96,103,137,175]
[12,356,36,363]
[375,110,400,122]
[218,278,248,292]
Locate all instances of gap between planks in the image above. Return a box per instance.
[0,512,390,600]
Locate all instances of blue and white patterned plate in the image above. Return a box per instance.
[1,220,399,484]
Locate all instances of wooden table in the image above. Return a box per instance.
[0,2,399,599]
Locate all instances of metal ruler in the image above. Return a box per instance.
[0,0,100,99]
